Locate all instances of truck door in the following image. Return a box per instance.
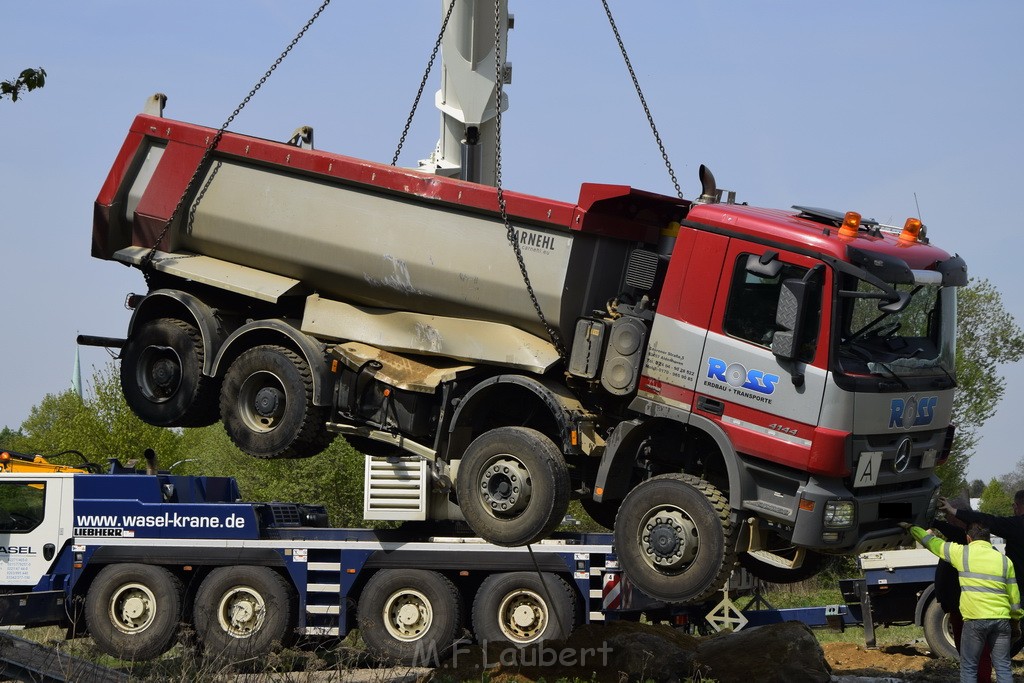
[0,475,70,587]
[695,241,832,471]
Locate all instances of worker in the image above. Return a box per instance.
[931,499,993,680]
[941,492,1024,656]
[902,521,1021,683]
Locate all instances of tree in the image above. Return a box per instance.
[1,68,46,102]
[12,364,183,466]
[980,477,1014,516]
[936,278,1024,493]
[968,478,986,498]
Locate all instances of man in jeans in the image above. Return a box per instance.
[904,521,1021,682]
[940,492,1024,656]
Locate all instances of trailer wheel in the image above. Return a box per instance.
[922,599,959,660]
[738,548,832,584]
[613,473,735,603]
[85,564,183,661]
[120,318,219,427]
[357,569,461,666]
[471,572,576,646]
[220,345,333,459]
[455,427,570,547]
[193,566,297,661]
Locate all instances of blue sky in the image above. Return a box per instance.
[2,1,1022,483]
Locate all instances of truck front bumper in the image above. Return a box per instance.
[788,473,940,552]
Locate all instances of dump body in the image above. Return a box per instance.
[94,114,684,348]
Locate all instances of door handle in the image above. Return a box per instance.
[43,543,55,561]
[697,396,725,417]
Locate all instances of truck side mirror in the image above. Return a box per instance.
[772,278,810,361]
[745,251,783,279]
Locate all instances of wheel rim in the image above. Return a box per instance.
[216,585,267,639]
[109,582,158,634]
[383,589,433,641]
[477,455,533,518]
[136,345,182,403]
[636,504,700,573]
[497,589,547,644]
[237,370,287,433]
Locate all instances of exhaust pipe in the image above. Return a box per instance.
[695,164,719,205]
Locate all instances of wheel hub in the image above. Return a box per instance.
[512,604,538,628]
[642,509,699,569]
[122,596,146,621]
[254,386,283,417]
[150,358,180,391]
[218,587,266,638]
[480,457,531,515]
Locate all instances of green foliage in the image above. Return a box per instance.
[1,67,46,102]
[968,478,986,498]
[937,278,1024,493]
[175,426,372,527]
[980,477,1014,516]
[7,361,374,527]
[10,365,182,466]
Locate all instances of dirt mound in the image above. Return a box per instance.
[822,642,959,682]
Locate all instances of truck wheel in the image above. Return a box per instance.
[85,564,183,661]
[738,548,831,584]
[357,569,461,666]
[613,473,735,603]
[193,566,297,661]
[455,427,570,547]
[922,599,959,660]
[220,345,332,459]
[471,572,576,646]
[120,318,219,427]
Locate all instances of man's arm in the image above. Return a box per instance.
[953,507,1024,543]
[908,525,964,570]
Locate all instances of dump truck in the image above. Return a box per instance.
[86,1,967,603]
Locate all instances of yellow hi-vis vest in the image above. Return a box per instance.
[912,526,1023,621]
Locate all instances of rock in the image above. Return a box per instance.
[693,621,832,683]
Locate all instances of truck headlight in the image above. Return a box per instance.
[824,500,856,529]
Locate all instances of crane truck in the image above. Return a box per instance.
[0,454,692,665]
[85,1,967,604]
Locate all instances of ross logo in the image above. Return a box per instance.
[893,437,913,473]
[706,358,780,395]
[889,396,938,430]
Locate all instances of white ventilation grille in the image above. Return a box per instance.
[363,455,429,520]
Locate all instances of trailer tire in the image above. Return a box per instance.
[357,569,461,666]
[120,318,219,428]
[85,563,183,661]
[220,345,332,459]
[738,548,832,584]
[613,473,735,603]
[193,566,297,661]
[471,572,576,646]
[922,599,959,660]
[455,427,570,547]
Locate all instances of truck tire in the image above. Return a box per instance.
[455,427,570,547]
[922,599,959,660]
[120,318,219,428]
[613,473,735,603]
[85,563,183,661]
[357,569,462,666]
[220,345,333,459]
[471,572,576,646]
[193,566,297,661]
[738,548,831,584]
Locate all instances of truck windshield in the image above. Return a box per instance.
[836,278,956,379]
